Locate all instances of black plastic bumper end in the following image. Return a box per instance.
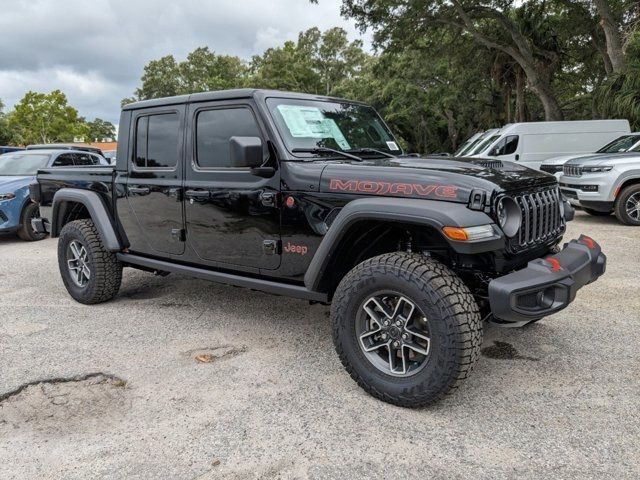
[488,235,606,324]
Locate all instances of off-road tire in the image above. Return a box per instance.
[331,252,483,408]
[582,208,611,217]
[58,219,122,304]
[17,202,46,241]
[614,184,640,226]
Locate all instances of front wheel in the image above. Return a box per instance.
[331,253,483,407]
[17,202,46,241]
[614,184,640,226]
[58,219,123,304]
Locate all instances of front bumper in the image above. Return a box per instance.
[488,235,606,325]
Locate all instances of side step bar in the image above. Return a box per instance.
[116,253,329,303]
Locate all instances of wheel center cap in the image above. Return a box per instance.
[388,326,402,339]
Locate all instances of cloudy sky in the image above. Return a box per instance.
[0,0,370,126]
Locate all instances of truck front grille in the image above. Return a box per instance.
[510,186,565,252]
[563,164,582,176]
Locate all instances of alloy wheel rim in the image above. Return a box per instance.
[356,292,431,377]
[625,192,640,220]
[67,240,91,287]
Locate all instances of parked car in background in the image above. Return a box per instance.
[540,133,640,176]
[0,146,25,155]
[453,131,484,156]
[459,128,501,156]
[102,150,117,164]
[0,149,109,240]
[559,152,640,225]
[26,143,105,157]
[469,120,630,170]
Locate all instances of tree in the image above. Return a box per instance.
[249,27,367,95]
[0,99,12,145]
[338,0,572,120]
[8,90,83,145]
[83,118,116,142]
[132,49,248,101]
[594,0,627,73]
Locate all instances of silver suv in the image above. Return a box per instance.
[559,152,640,225]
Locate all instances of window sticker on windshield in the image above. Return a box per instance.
[277,105,351,149]
[386,141,399,151]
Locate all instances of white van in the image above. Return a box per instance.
[469,120,631,170]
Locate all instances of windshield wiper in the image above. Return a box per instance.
[345,147,396,158]
[292,147,363,161]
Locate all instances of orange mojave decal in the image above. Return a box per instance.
[328,179,459,198]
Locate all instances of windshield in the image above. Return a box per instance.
[597,135,640,153]
[470,134,500,155]
[266,98,401,157]
[456,138,482,156]
[0,153,50,176]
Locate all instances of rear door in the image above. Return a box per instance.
[125,106,186,256]
[183,100,281,271]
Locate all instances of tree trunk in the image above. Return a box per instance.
[518,62,564,120]
[444,109,459,150]
[515,67,526,122]
[594,0,626,73]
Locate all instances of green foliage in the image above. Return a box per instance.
[0,99,12,145]
[82,118,117,142]
[7,90,84,145]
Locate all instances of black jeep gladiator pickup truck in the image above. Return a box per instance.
[31,89,606,407]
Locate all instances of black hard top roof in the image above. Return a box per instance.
[122,88,368,111]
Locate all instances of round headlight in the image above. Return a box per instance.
[496,196,521,238]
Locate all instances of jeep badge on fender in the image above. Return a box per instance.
[32,89,606,407]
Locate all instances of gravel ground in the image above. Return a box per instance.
[0,211,639,480]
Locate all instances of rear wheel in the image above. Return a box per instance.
[614,184,640,226]
[58,219,122,304]
[17,202,46,241]
[331,252,482,407]
[582,208,611,217]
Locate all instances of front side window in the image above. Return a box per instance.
[196,107,262,168]
[135,113,179,169]
[266,98,401,155]
[490,135,519,156]
[0,153,50,175]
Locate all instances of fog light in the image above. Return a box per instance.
[537,287,555,309]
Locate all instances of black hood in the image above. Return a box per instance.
[318,155,556,203]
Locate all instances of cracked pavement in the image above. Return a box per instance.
[0,211,639,479]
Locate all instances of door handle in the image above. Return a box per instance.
[128,186,150,195]
[185,190,210,200]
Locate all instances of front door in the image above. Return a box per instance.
[126,106,185,256]
[183,101,280,271]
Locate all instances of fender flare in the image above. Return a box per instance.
[613,172,640,198]
[51,189,121,251]
[303,197,503,292]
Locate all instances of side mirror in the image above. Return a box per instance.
[230,136,263,168]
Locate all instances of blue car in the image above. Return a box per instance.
[0,149,108,241]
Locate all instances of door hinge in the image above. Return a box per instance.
[260,191,278,207]
[171,228,186,242]
[262,239,280,255]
